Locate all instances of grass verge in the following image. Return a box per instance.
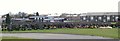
[1,36,30,39]
[2,28,118,39]
[1,37,36,41]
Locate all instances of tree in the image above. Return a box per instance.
[36,12,39,16]
[1,15,6,18]
[16,12,28,18]
[5,14,11,25]
[27,14,35,17]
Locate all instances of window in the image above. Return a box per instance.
[45,17,48,19]
[112,19,115,21]
[116,17,118,20]
[99,17,102,20]
[95,19,98,21]
[37,18,39,20]
[103,19,106,22]
[91,16,93,20]
[104,16,106,17]
[35,18,37,20]
[87,20,89,22]
[112,16,115,17]
[83,17,86,20]
[107,16,110,20]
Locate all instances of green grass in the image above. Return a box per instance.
[1,37,37,41]
[1,36,30,39]
[2,28,118,39]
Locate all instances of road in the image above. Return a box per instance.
[0,25,112,39]
[2,33,112,39]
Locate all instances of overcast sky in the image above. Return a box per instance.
[0,0,119,15]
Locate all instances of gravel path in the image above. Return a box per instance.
[2,33,112,39]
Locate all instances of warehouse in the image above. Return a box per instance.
[61,12,119,28]
[79,12,118,27]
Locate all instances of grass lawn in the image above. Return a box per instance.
[1,36,30,39]
[2,28,118,39]
[1,37,35,41]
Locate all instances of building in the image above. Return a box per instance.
[77,12,119,27]
[1,12,119,31]
[79,12,118,22]
[2,12,119,27]
[29,15,64,22]
[59,12,119,27]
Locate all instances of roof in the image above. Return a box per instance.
[54,18,64,20]
[29,16,45,18]
[80,12,118,16]
[12,18,29,21]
